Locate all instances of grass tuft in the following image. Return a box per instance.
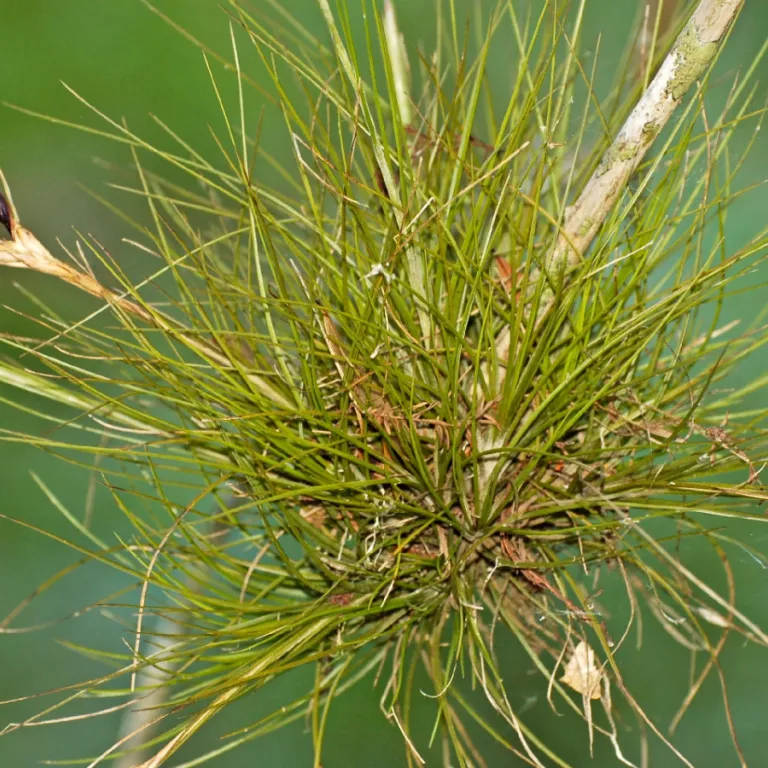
[2,1,768,765]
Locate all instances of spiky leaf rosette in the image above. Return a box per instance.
[2,1,768,766]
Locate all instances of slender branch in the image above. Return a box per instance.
[383,0,412,126]
[549,0,743,269]
[0,187,294,409]
[114,512,233,768]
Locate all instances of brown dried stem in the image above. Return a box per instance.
[0,189,293,409]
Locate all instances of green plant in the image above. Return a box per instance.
[1,0,767,765]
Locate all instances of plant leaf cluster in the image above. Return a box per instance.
[1,1,768,766]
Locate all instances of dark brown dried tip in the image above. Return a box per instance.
[0,192,13,238]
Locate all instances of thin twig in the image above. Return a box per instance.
[0,184,293,409]
[549,0,743,269]
[114,508,234,768]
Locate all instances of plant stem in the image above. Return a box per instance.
[549,0,743,270]
[0,199,293,409]
[136,615,339,768]
[114,512,233,768]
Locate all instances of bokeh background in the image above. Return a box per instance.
[1,1,767,766]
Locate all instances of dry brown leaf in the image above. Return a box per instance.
[561,640,603,700]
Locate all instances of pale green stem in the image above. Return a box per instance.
[549,0,744,269]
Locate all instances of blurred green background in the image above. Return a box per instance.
[1,1,767,766]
